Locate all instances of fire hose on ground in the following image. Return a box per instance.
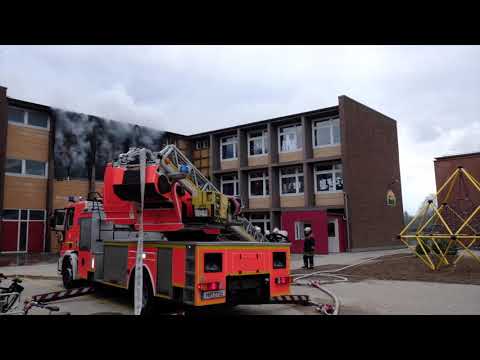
[291,251,407,315]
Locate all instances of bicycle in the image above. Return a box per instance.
[22,299,70,315]
[1,273,70,315]
[0,273,24,314]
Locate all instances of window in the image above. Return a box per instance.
[248,213,270,233]
[328,222,336,237]
[8,106,49,129]
[273,252,287,269]
[5,159,22,174]
[66,208,75,229]
[5,158,48,178]
[202,139,209,149]
[221,135,238,160]
[204,253,222,273]
[8,107,25,124]
[280,166,304,195]
[314,163,343,193]
[295,222,311,240]
[1,209,46,253]
[221,174,239,196]
[1,209,20,220]
[249,170,269,197]
[195,141,202,150]
[248,130,269,156]
[279,124,303,152]
[28,111,49,128]
[25,160,47,176]
[313,118,340,147]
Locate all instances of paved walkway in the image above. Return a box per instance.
[290,248,409,270]
[292,279,480,315]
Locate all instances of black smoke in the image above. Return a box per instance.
[53,109,167,181]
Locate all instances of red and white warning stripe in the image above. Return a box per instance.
[32,286,95,303]
[270,294,310,304]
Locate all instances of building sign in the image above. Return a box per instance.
[386,190,396,207]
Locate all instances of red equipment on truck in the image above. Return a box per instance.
[50,145,291,313]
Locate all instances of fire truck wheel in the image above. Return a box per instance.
[62,258,75,289]
[141,274,154,316]
[129,269,154,315]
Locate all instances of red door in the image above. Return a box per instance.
[2,222,19,252]
[28,222,45,253]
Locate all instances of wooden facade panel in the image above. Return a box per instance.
[279,151,303,163]
[194,159,201,168]
[280,195,304,208]
[315,192,344,207]
[95,181,104,196]
[313,145,341,159]
[193,150,201,159]
[248,155,270,167]
[3,175,47,209]
[200,149,209,158]
[249,197,271,209]
[6,124,50,162]
[177,139,190,150]
[220,159,239,170]
[52,180,89,209]
[200,158,209,167]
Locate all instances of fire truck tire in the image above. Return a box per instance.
[129,268,154,315]
[62,257,76,289]
[141,274,154,316]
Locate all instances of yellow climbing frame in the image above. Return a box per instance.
[399,167,480,270]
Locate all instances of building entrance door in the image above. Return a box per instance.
[328,218,339,253]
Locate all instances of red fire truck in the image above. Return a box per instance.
[50,145,291,313]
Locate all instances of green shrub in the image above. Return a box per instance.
[415,242,431,255]
[432,239,458,256]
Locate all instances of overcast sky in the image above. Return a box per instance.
[1,45,479,213]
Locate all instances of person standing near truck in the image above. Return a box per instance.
[303,227,315,269]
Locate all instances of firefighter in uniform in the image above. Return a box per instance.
[303,227,315,269]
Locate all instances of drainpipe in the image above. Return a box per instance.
[344,193,351,251]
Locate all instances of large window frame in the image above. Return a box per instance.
[248,170,269,198]
[312,117,340,148]
[278,123,303,153]
[295,221,312,241]
[1,209,46,253]
[7,106,50,131]
[5,158,48,178]
[279,166,304,196]
[220,174,239,196]
[220,135,238,161]
[248,130,269,157]
[248,213,271,233]
[314,163,343,193]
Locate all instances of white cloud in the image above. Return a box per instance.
[1,45,480,213]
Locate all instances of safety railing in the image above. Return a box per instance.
[236,216,266,242]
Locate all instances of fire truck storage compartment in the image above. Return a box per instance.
[79,216,111,281]
[103,245,128,287]
[226,274,270,304]
[79,218,93,251]
[157,248,173,297]
[183,245,196,304]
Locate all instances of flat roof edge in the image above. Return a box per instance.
[434,151,480,161]
[188,105,339,138]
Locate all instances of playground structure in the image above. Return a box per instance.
[399,166,480,270]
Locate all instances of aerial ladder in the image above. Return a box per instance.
[151,144,266,242]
